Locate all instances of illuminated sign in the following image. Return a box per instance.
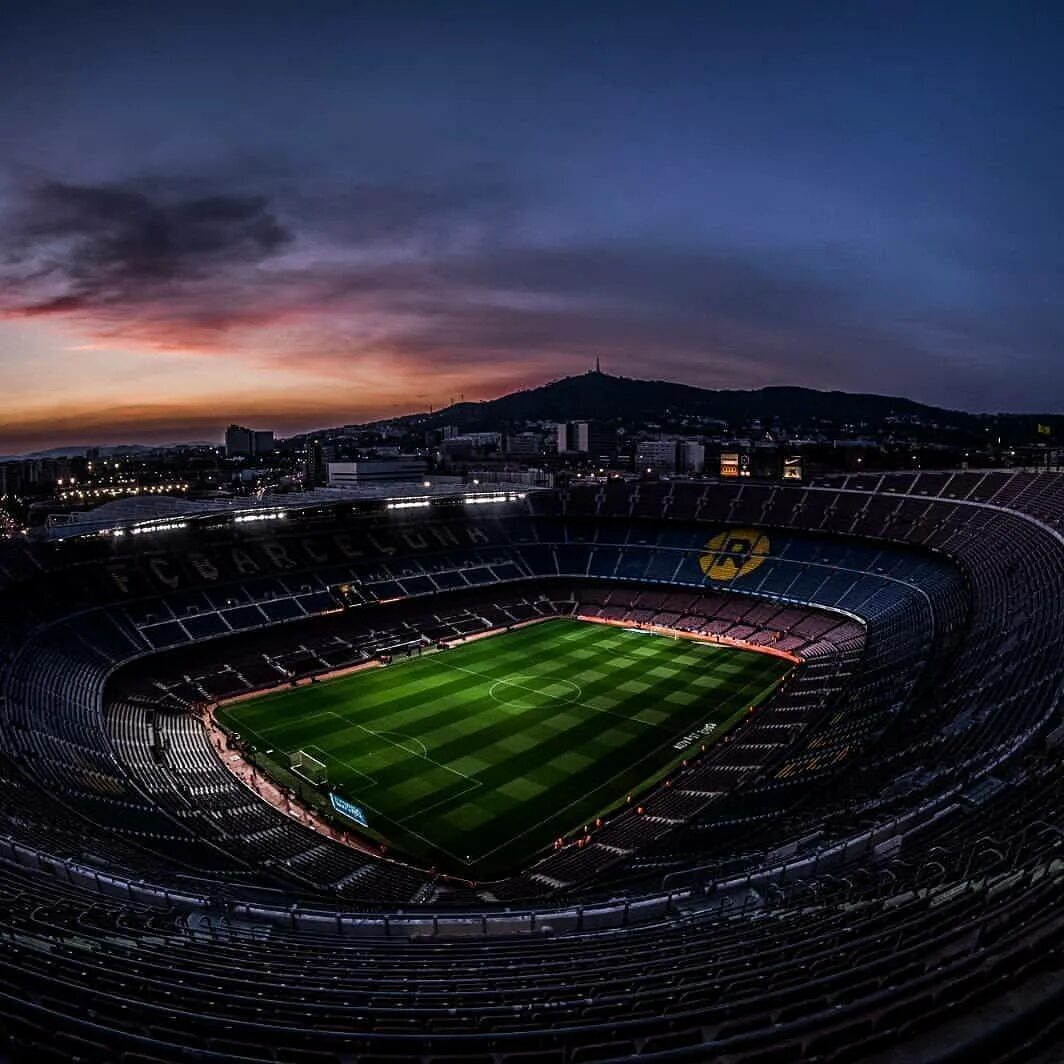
[329,793,368,827]
[699,529,770,581]
[783,456,803,481]
[720,453,751,478]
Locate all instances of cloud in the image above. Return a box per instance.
[284,238,939,396]
[0,178,291,340]
[0,172,952,398]
[0,169,523,350]
[2,165,1060,426]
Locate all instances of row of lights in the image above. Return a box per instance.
[463,492,527,505]
[232,511,288,524]
[108,520,189,538]
[386,491,527,511]
[386,499,433,511]
[97,486,526,532]
[59,483,189,501]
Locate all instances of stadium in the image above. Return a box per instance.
[0,471,1061,1062]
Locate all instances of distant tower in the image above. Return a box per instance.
[595,355,601,374]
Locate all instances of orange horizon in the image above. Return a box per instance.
[0,394,484,455]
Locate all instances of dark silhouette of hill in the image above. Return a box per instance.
[394,370,983,431]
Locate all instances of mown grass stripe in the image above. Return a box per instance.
[219,618,792,876]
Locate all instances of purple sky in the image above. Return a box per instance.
[1,1,1062,451]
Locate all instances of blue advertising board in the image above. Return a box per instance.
[329,793,368,827]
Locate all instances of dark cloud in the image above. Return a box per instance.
[1,179,290,318]
[1,159,1061,414]
[0,168,526,347]
[2,1,1064,428]
[0,169,972,401]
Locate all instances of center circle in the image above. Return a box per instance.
[488,676,582,711]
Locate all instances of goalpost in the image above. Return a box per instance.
[289,749,328,786]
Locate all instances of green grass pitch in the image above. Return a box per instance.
[216,619,792,878]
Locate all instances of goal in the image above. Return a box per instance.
[289,749,328,786]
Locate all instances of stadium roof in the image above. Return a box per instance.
[42,480,541,541]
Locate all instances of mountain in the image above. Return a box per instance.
[0,442,218,462]
[382,371,986,433]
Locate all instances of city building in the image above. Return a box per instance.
[441,432,501,452]
[587,421,621,466]
[635,438,681,472]
[304,438,333,486]
[555,421,590,454]
[225,424,275,458]
[680,440,705,473]
[439,433,502,466]
[633,438,704,474]
[327,457,428,487]
[505,432,543,457]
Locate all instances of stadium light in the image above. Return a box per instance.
[233,510,287,524]
[129,520,188,536]
[386,499,432,510]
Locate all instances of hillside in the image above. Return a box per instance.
[385,371,983,432]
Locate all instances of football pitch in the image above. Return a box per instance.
[216,619,792,878]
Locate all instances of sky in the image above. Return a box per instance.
[1,1,1062,452]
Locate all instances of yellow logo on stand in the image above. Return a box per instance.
[699,529,770,581]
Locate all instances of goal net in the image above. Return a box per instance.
[289,749,328,786]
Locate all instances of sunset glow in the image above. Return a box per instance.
[2,3,1062,453]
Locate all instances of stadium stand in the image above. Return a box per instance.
[0,471,1059,1061]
